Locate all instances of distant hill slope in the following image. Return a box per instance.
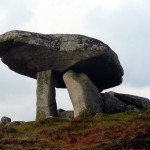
[0,109,150,149]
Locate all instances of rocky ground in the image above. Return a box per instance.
[0,108,150,149]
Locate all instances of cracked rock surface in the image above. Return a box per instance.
[0,30,123,89]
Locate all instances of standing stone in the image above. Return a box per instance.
[36,70,58,120]
[63,70,102,118]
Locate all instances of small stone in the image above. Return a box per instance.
[1,116,11,125]
[6,121,25,126]
[11,121,25,125]
[59,110,74,120]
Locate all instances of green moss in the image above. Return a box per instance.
[35,118,69,128]
[7,128,18,134]
[92,111,141,124]
[0,134,4,139]
[110,112,139,121]
[78,109,96,118]
[144,108,150,115]
[16,122,35,134]
[69,71,88,84]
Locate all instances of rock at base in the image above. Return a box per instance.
[101,91,150,113]
[36,70,58,120]
[63,70,103,118]
[102,92,127,113]
[8,121,25,126]
[114,93,150,109]
[58,109,74,120]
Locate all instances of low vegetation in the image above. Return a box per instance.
[0,109,150,149]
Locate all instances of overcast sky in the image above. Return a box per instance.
[0,0,150,121]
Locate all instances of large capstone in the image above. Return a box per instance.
[0,30,124,90]
[36,70,58,120]
[63,70,103,118]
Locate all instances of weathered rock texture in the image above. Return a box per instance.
[36,70,58,120]
[58,109,74,120]
[1,116,11,125]
[114,93,150,109]
[101,92,150,113]
[102,92,127,113]
[0,30,123,90]
[63,70,103,118]
[62,90,150,116]
[1,30,149,119]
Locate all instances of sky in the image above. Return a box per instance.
[0,0,150,121]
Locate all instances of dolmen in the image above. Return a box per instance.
[0,30,149,120]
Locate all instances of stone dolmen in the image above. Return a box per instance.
[0,30,149,120]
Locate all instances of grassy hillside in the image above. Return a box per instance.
[0,109,150,149]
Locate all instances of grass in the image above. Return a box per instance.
[0,109,150,149]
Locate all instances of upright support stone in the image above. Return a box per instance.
[63,70,103,118]
[36,70,58,120]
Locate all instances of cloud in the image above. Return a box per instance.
[0,62,37,121]
[0,62,36,95]
[0,0,34,33]
[0,93,36,121]
[27,0,88,34]
[85,0,150,87]
[56,89,73,110]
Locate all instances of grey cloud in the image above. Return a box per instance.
[0,62,36,96]
[56,89,73,110]
[0,0,33,33]
[85,0,150,87]
[0,95,36,121]
[0,61,36,121]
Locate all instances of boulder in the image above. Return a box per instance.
[101,91,150,113]
[1,116,11,125]
[114,93,150,109]
[63,70,103,118]
[0,30,123,90]
[102,92,127,113]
